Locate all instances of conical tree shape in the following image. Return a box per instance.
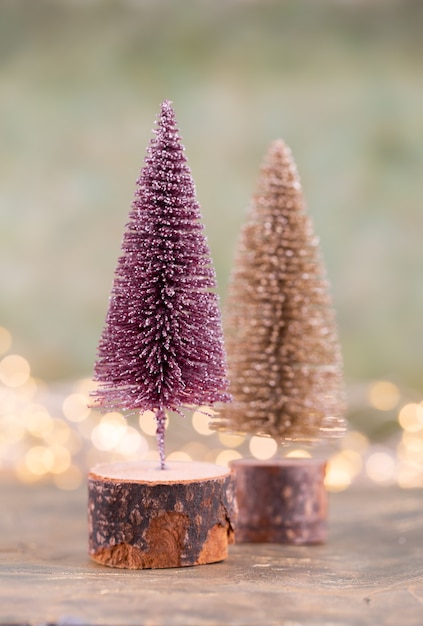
[92,100,230,466]
[212,140,345,442]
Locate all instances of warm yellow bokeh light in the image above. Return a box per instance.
[217,432,245,448]
[48,445,72,474]
[0,414,25,444]
[139,410,168,436]
[340,430,369,453]
[338,449,363,476]
[0,355,30,388]
[65,429,84,455]
[285,449,312,459]
[397,463,423,489]
[324,450,363,491]
[91,412,127,451]
[191,407,214,436]
[398,432,423,466]
[365,452,396,483]
[398,403,423,433]
[24,404,53,439]
[215,449,242,467]
[3,354,421,493]
[398,447,423,468]
[62,393,91,423]
[74,377,97,396]
[368,380,400,411]
[115,426,148,457]
[324,466,352,492]
[180,441,209,461]
[25,446,55,475]
[43,418,71,446]
[166,450,192,462]
[17,376,38,401]
[249,436,277,460]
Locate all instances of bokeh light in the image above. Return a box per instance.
[0,333,422,492]
[43,419,71,446]
[25,446,55,476]
[167,451,192,462]
[63,393,91,423]
[285,449,312,459]
[365,451,396,484]
[218,432,245,448]
[91,412,127,451]
[24,404,53,438]
[368,380,400,411]
[325,449,363,492]
[325,455,353,492]
[139,409,168,436]
[249,436,277,460]
[340,430,369,454]
[398,403,423,433]
[215,449,242,467]
[115,426,148,458]
[0,355,30,388]
[192,407,215,436]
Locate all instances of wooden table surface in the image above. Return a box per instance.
[1,482,422,625]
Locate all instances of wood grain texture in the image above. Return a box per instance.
[231,458,327,544]
[88,461,236,569]
[1,484,423,625]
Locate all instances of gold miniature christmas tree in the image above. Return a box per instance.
[212,139,346,442]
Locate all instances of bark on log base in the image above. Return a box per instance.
[88,461,236,569]
[230,458,327,544]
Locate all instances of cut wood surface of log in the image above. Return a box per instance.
[88,460,236,569]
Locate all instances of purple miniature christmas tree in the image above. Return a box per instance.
[92,100,230,469]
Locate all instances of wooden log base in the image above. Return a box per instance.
[88,461,236,569]
[230,458,327,544]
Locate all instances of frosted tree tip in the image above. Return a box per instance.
[161,99,173,112]
[268,138,293,160]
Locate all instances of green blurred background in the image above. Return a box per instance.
[1,0,422,392]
